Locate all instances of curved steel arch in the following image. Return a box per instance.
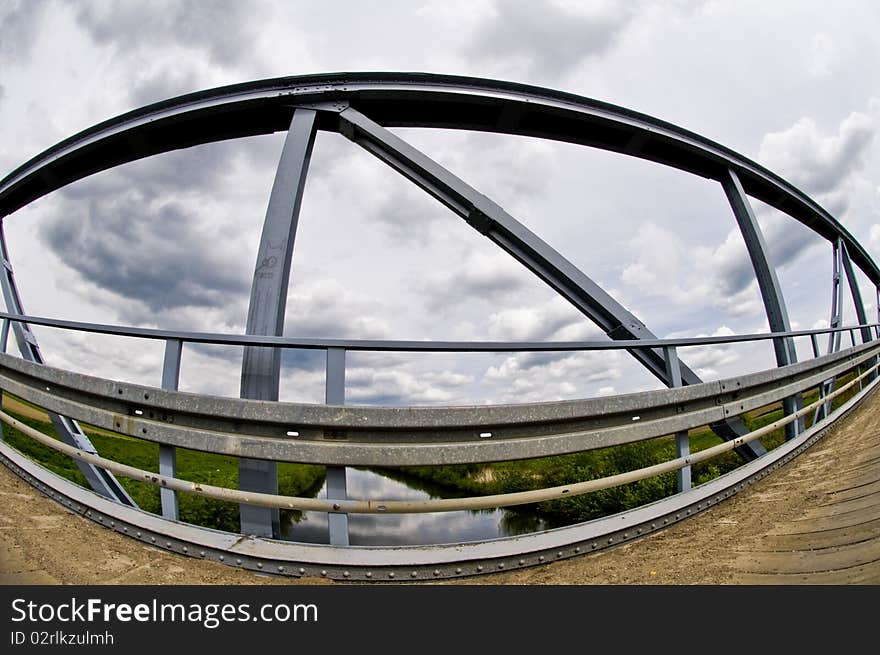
[1,73,876,283]
[0,73,877,552]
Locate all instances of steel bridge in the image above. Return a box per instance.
[0,74,878,582]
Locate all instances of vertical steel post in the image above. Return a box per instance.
[325,347,350,546]
[0,221,135,504]
[159,338,182,520]
[828,240,843,354]
[816,241,845,424]
[0,318,6,441]
[239,108,318,538]
[722,169,802,440]
[840,241,873,343]
[663,346,690,492]
[810,333,819,358]
[839,242,877,385]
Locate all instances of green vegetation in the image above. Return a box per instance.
[381,373,864,526]
[0,405,324,533]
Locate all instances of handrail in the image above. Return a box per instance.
[1,311,877,352]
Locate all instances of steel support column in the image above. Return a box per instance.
[239,108,317,538]
[664,346,690,492]
[0,221,135,504]
[338,107,764,460]
[840,241,874,344]
[159,338,182,520]
[722,169,803,440]
[816,241,845,423]
[325,347,349,546]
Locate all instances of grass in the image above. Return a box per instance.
[0,399,324,533]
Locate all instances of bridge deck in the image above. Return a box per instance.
[1,388,878,585]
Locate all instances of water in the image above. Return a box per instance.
[280,467,551,546]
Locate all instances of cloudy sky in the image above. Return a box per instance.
[1,0,879,407]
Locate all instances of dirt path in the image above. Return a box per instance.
[2,390,878,585]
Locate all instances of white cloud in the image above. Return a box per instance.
[758,111,875,204]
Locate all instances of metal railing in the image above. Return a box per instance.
[0,311,878,579]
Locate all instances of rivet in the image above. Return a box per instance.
[519,559,525,565]
[623,533,628,538]
[366,572,372,578]
[389,572,395,578]
[498,563,504,569]
[183,547,188,553]
[299,568,305,575]
[592,543,597,549]
[608,538,614,543]
[477,565,483,572]
[86,511,91,517]
[321,570,327,576]
[575,547,581,553]
[651,524,656,529]
[166,542,172,548]
[200,552,205,557]
[557,551,563,557]
[538,556,545,561]
[278,567,285,573]
[637,528,642,534]
[150,537,156,543]
[455,568,462,574]
[257,563,263,569]
[136,532,142,538]
[343,571,349,577]
[236,559,242,565]
[433,570,440,576]
[676,514,681,520]
[110,521,115,528]
[411,571,417,578]
[219,556,225,561]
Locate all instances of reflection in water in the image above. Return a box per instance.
[280,467,550,546]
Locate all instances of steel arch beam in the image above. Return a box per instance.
[239,108,317,538]
[338,106,764,459]
[1,73,876,286]
[722,169,802,439]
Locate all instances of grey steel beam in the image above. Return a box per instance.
[816,241,845,422]
[325,347,349,546]
[721,169,802,440]
[159,338,182,520]
[664,346,690,492]
[339,106,765,459]
[0,222,135,505]
[840,241,873,344]
[239,108,317,538]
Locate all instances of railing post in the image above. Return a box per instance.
[810,333,819,358]
[325,347,349,546]
[663,346,690,492]
[159,338,182,520]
